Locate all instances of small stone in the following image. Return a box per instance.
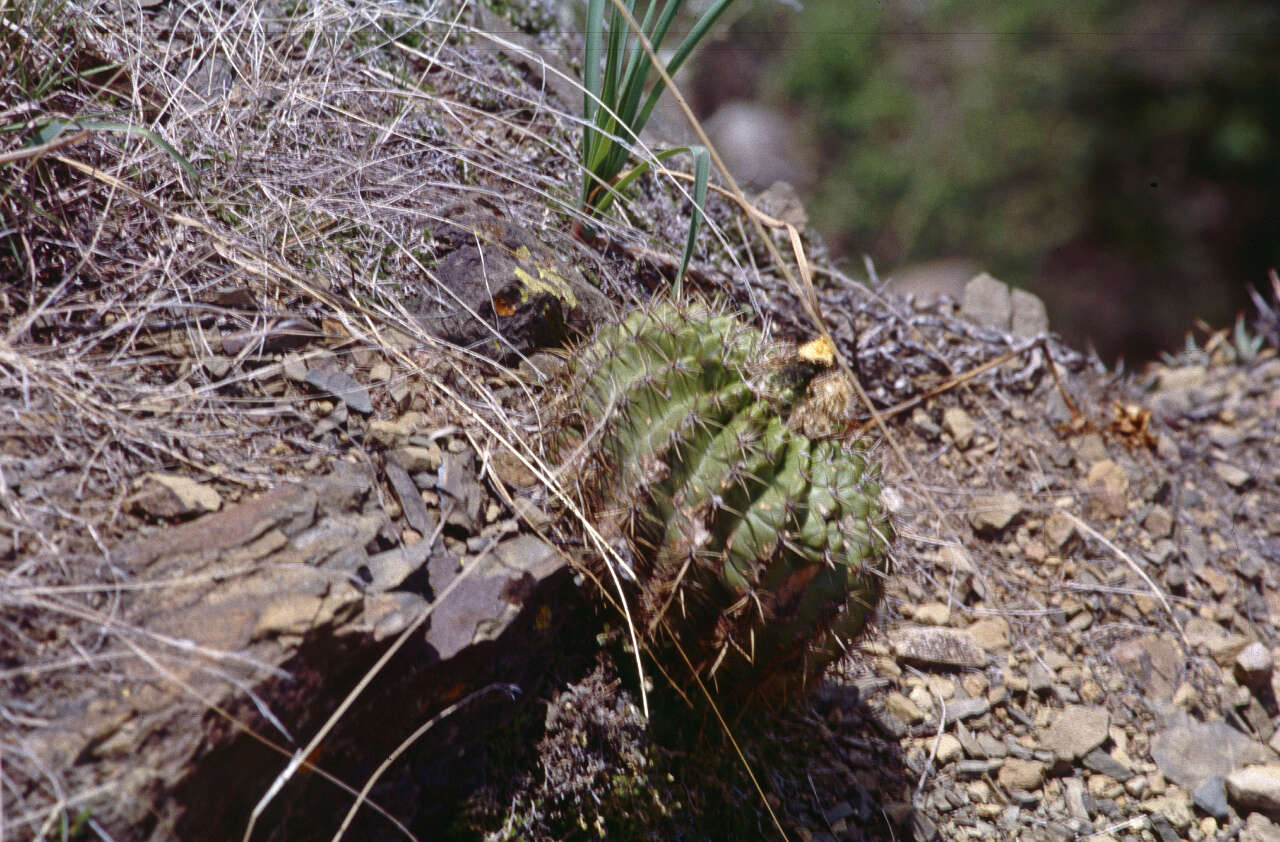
[1143,505,1174,538]
[282,352,308,382]
[943,407,976,450]
[369,361,392,382]
[935,734,964,764]
[1041,705,1110,762]
[998,758,1045,791]
[1010,287,1050,337]
[1241,812,1280,842]
[130,473,222,518]
[890,625,989,668]
[944,696,991,723]
[1236,641,1273,688]
[966,617,1011,652]
[388,444,442,473]
[885,692,926,725]
[961,272,1013,331]
[956,759,1004,777]
[968,493,1023,535]
[1143,791,1196,832]
[1156,365,1207,392]
[1083,748,1133,782]
[1227,764,1280,813]
[1027,661,1054,695]
[1088,773,1123,799]
[1196,566,1230,597]
[1084,459,1129,519]
[1151,719,1273,789]
[914,602,952,626]
[1192,774,1229,821]
[1043,511,1077,550]
[305,368,373,415]
[1214,461,1252,488]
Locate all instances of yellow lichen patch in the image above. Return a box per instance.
[512,245,578,307]
[797,335,836,367]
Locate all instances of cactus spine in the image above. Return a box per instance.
[567,301,893,702]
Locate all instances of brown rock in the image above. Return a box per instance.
[967,492,1023,535]
[998,758,1045,791]
[890,625,989,669]
[1041,705,1110,762]
[1085,459,1129,519]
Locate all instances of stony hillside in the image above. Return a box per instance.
[2,3,1278,842]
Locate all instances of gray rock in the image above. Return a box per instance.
[967,492,1024,535]
[364,541,431,591]
[1041,705,1109,762]
[1242,812,1280,842]
[1192,774,1230,821]
[1228,764,1280,814]
[385,460,437,540]
[1011,287,1050,337]
[944,696,991,724]
[305,367,373,415]
[1151,718,1273,790]
[961,273,1013,331]
[1082,748,1133,782]
[1236,641,1274,688]
[1215,460,1253,488]
[1111,634,1182,701]
[890,625,989,669]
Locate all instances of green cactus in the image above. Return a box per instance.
[566,301,893,704]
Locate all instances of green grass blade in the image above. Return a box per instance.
[39,118,202,189]
[675,144,709,294]
[636,0,736,131]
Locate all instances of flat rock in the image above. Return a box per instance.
[967,492,1023,535]
[1192,774,1230,821]
[889,624,989,669]
[1151,718,1273,789]
[1228,764,1280,814]
[129,473,222,518]
[305,367,373,415]
[965,617,1011,652]
[1242,812,1280,842]
[998,758,1045,791]
[942,407,976,450]
[1041,705,1110,761]
[1237,641,1274,688]
[961,272,1013,331]
[1084,459,1129,519]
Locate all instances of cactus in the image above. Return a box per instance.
[565,301,893,703]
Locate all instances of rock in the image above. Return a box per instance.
[1041,705,1110,762]
[913,602,952,626]
[364,540,432,591]
[935,734,963,764]
[385,460,437,540]
[1214,461,1253,488]
[999,758,1045,791]
[961,273,1012,332]
[1010,287,1050,337]
[967,492,1023,535]
[1228,765,1280,814]
[966,617,1011,652]
[1084,460,1129,519]
[1242,812,1280,842]
[1043,511,1077,551]
[942,407,976,450]
[1083,749,1133,782]
[368,411,422,448]
[438,449,484,532]
[890,625,989,668]
[1192,774,1230,821]
[943,696,991,724]
[129,473,222,518]
[1236,641,1274,688]
[1142,791,1196,832]
[305,367,373,415]
[1151,718,1273,790]
[1143,505,1173,538]
[388,444,442,473]
[885,692,925,725]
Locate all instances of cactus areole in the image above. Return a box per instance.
[567,302,894,703]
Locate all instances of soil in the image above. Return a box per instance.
[2,3,1278,842]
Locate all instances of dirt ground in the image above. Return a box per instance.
[3,2,1279,841]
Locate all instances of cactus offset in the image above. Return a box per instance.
[565,302,893,702]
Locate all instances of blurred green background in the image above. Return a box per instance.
[687,0,1280,362]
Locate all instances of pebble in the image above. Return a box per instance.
[998,758,1045,791]
[1041,705,1109,762]
[1226,764,1280,813]
[967,493,1023,535]
[1084,459,1129,519]
[1191,774,1230,820]
[965,617,1010,652]
[1241,812,1280,842]
[1235,641,1273,688]
[1214,461,1252,488]
[1150,718,1272,789]
[942,408,976,450]
[943,696,991,724]
[1082,749,1133,782]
